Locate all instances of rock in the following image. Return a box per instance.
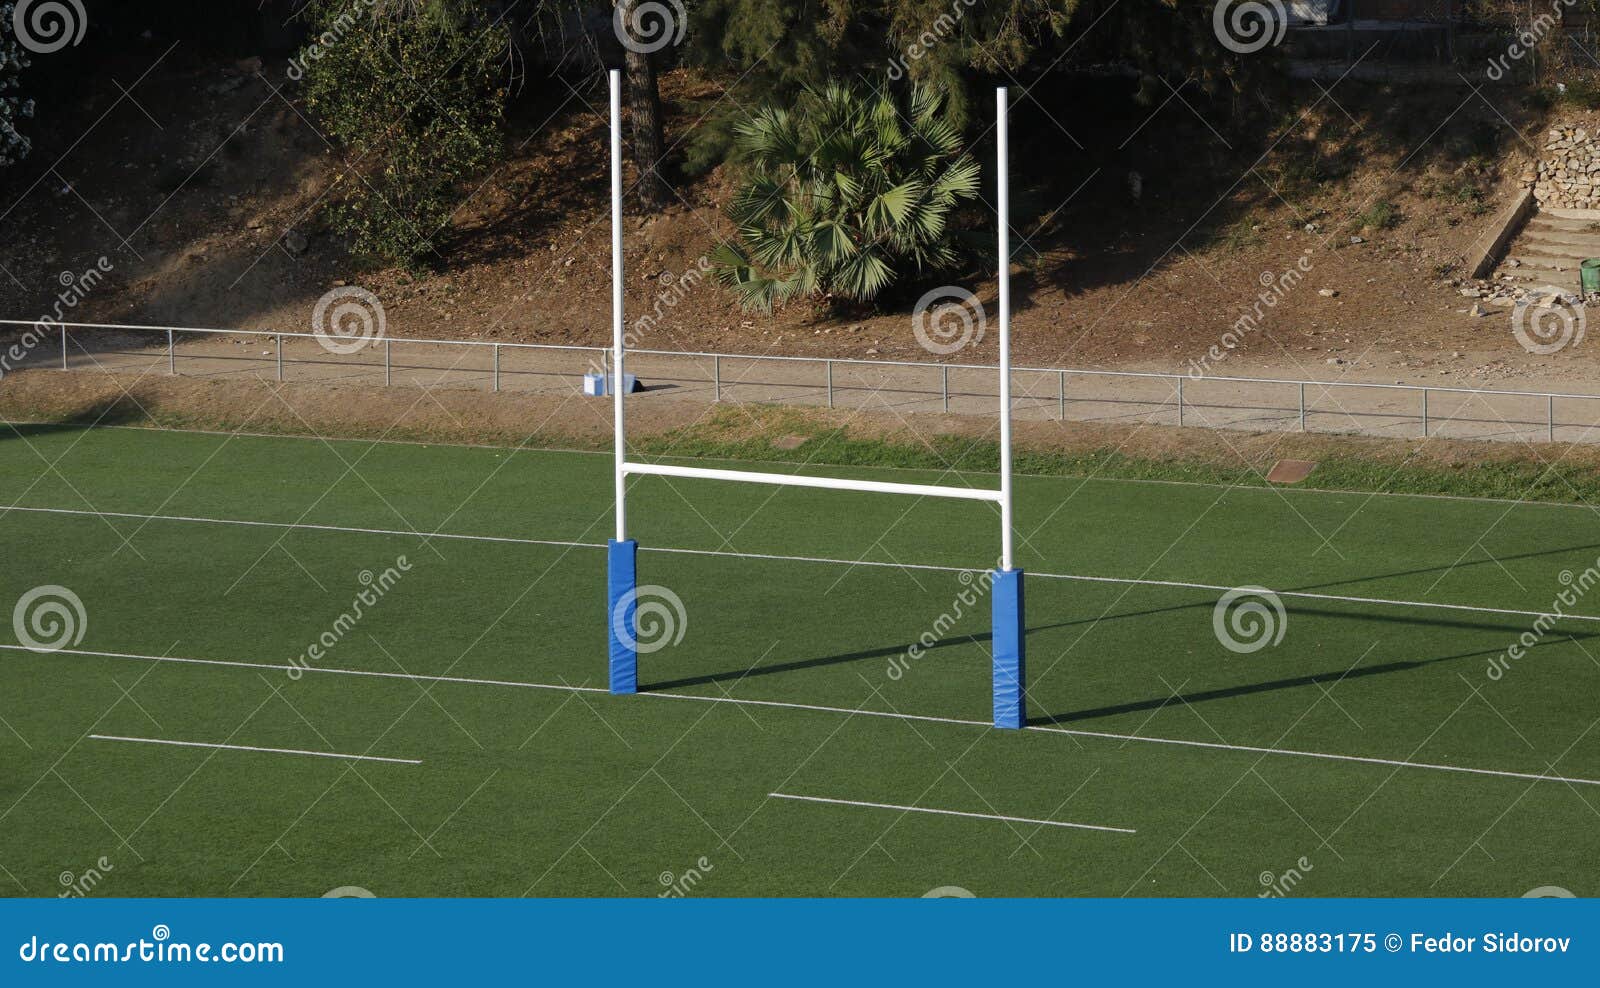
[1304,223,1318,233]
[1325,357,1344,365]
[1318,288,1338,298]
[1349,236,1364,245]
[283,229,308,255]
[1469,304,1488,317]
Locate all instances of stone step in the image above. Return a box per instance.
[1525,214,1600,233]
[1504,257,1590,275]
[1497,273,1582,292]
[1537,206,1600,220]
[1520,231,1600,252]
[1500,263,1585,290]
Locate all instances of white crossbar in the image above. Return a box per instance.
[621,461,1003,502]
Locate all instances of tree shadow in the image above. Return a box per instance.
[1004,68,1526,298]
[1,395,153,439]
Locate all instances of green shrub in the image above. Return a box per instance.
[1357,200,1398,230]
[712,82,981,310]
[298,0,508,267]
[1553,80,1600,110]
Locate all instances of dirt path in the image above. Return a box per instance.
[16,328,1600,447]
[13,364,1600,495]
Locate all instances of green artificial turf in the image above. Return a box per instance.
[1,422,1598,897]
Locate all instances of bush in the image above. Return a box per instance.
[712,82,981,311]
[1357,200,1399,231]
[0,2,35,168]
[298,0,509,267]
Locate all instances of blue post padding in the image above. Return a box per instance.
[608,539,638,695]
[991,569,1025,729]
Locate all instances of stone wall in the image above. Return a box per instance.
[1535,125,1600,210]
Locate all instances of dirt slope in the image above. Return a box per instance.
[0,55,1581,391]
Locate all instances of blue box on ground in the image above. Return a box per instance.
[583,372,642,396]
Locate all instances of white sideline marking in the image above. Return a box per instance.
[1024,573,1600,625]
[11,644,1600,788]
[1028,726,1600,787]
[768,792,1135,834]
[0,505,594,550]
[7,504,1599,626]
[89,733,420,765]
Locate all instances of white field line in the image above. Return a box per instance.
[11,644,1600,788]
[88,733,420,765]
[767,791,1136,834]
[6,504,1598,626]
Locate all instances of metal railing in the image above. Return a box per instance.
[8,319,1600,446]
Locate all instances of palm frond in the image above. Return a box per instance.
[715,79,980,311]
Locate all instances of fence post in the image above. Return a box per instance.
[826,360,833,409]
[493,344,500,393]
[61,325,67,370]
[1177,376,1184,427]
[385,340,392,386]
[714,354,721,402]
[168,329,175,375]
[942,365,949,413]
[1299,382,1306,432]
[1346,0,1355,66]
[1058,370,1065,421]
[1422,388,1429,437]
[276,335,283,382]
[1549,394,1555,443]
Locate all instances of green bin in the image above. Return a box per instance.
[1583,257,1600,294]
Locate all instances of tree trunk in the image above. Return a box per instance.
[618,0,669,211]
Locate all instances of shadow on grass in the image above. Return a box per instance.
[646,601,1598,727]
[1,397,151,440]
[1029,633,1597,727]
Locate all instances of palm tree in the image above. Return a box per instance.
[712,82,981,311]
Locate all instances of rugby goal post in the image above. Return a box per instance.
[604,70,1026,729]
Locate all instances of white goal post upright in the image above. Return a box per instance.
[605,73,1026,729]
[607,68,638,696]
[991,87,1024,730]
